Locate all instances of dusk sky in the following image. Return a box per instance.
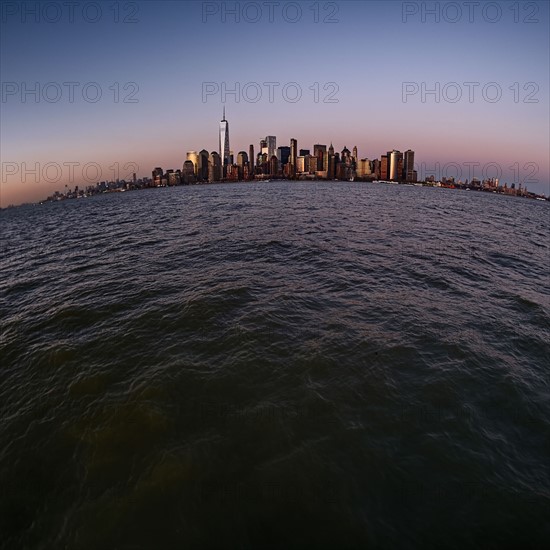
[1,0,549,205]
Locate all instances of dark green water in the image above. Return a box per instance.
[1,181,549,549]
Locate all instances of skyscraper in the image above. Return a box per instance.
[198,150,209,181]
[372,158,381,179]
[209,151,221,182]
[270,156,278,176]
[403,149,415,182]
[237,151,248,167]
[152,167,163,186]
[219,107,230,168]
[380,155,389,180]
[237,151,248,180]
[249,144,255,177]
[186,151,198,175]
[328,143,335,179]
[266,136,277,159]
[182,161,196,184]
[357,159,372,177]
[290,138,297,176]
[388,150,403,181]
[277,146,290,166]
[314,144,327,171]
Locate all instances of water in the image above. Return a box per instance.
[1,181,549,549]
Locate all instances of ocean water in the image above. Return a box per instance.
[1,181,549,549]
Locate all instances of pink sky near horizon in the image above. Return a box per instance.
[2,135,548,207]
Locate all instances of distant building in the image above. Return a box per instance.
[403,149,415,182]
[182,161,196,184]
[277,146,290,166]
[186,151,198,175]
[327,144,335,179]
[357,159,372,177]
[297,156,306,173]
[152,167,163,186]
[226,164,239,181]
[270,155,278,176]
[198,150,209,181]
[380,155,389,180]
[372,158,381,179]
[237,151,248,167]
[314,144,327,172]
[237,151,248,180]
[388,150,403,181]
[219,108,230,168]
[168,171,180,186]
[265,136,277,159]
[249,144,255,177]
[336,162,346,180]
[341,146,351,164]
[260,139,268,157]
[340,146,354,179]
[290,139,298,176]
[209,151,221,182]
[308,155,318,174]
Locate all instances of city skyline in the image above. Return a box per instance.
[147,108,544,192]
[1,1,549,206]
[4,104,549,205]
[37,107,547,203]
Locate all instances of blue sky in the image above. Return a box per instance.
[1,0,549,204]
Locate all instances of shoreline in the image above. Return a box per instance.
[2,178,548,211]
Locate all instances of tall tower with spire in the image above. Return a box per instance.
[219,107,230,169]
